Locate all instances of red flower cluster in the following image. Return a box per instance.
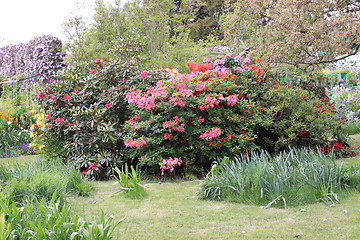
[186,62,213,72]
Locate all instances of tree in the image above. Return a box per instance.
[222,0,360,70]
[63,0,133,65]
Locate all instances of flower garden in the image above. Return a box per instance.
[0,0,360,235]
[0,50,359,238]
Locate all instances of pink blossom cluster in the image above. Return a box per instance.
[200,127,222,140]
[125,86,168,110]
[160,157,183,175]
[226,95,239,106]
[163,116,185,132]
[170,97,187,107]
[195,116,205,123]
[127,115,140,125]
[124,138,147,148]
[198,96,220,111]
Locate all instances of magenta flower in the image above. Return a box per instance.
[73,89,81,94]
[234,56,242,62]
[63,95,71,100]
[49,79,57,83]
[140,72,148,78]
[105,104,111,108]
[50,95,58,101]
[37,92,46,98]
[244,58,251,63]
[95,59,102,62]
[56,118,65,124]
[89,162,97,169]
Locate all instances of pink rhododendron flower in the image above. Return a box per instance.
[95,58,102,62]
[56,118,65,124]
[104,104,111,108]
[63,95,71,100]
[162,116,185,132]
[195,82,207,92]
[160,157,183,175]
[234,56,242,62]
[170,97,187,108]
[140,72,148,78]
[127,115,140,125]
[164,133,173,140]
[50,95,58,101]
[195,116,205,123]
[226,95,238,106]
[89,162,97,169]
[124,138,147,148]
[200,127,222,140]
[37,92,46,98]
[179,88,193,97]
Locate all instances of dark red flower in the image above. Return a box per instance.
[333,142,343,149]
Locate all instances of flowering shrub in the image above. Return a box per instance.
[0,35,65,82]
[328,85,360,121]
[122,55,349,175]
[34,57,168,179]
[34,54,351,178]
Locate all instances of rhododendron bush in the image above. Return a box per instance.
[34,58,167,179]
[34,54,350,179]
[123,55,349,175]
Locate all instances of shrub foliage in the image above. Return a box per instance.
[34,55,349,179]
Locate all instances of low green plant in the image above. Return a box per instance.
[0,194,122,240]
[113,164,147,199]
[344,121,360,135]
[198,148,360,207]
[0,212,11,240]
[0,159,94,204]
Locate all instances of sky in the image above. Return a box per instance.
[0,0,115,47]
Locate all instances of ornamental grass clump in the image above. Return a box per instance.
[113,164,147,199]
[197,148,360,207]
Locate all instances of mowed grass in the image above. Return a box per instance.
[69,135,360,240]
[70,180,360,240]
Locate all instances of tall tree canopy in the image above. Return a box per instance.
[223,0,360,69]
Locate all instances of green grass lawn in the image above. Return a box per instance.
[69,135,360,240]
[69,180,360,240]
